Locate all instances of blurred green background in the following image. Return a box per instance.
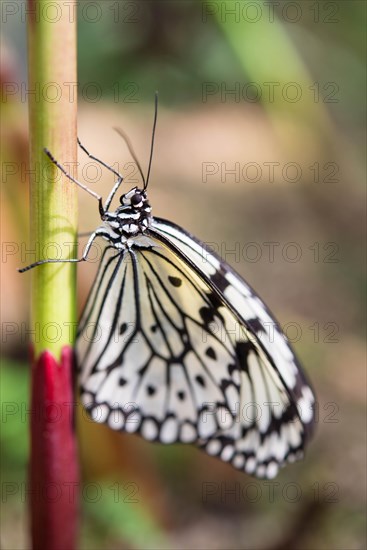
[1,1,366,548]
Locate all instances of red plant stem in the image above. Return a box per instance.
[30,347,79,550]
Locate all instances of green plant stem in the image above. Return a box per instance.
[27,0,78,358]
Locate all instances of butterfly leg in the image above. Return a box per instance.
[18,230,103,273]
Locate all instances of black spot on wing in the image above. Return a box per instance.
[120,322,127,335]
[235,340,256,372]
[210,270,229,292]
[168,276,182,287]
[207,290,225,311]
[227,363,237,375]
[220,379,234,392]
[199,304,224,335]
[247,318,264,333]
[196,375,206,387]
[206,346,217,360]
[199,306,214,325]
[227,363,240,380]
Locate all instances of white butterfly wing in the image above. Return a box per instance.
[76,219,315,479]
[77,240,242,440]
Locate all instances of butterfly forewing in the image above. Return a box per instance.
[151,219,314,405]
[149,219,315,477]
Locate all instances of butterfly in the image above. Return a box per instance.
[20,94,315,479]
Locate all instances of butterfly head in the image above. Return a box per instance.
[120,187,148,209]
[103,187,152,237]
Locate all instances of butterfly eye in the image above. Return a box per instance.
[131,193,143,206]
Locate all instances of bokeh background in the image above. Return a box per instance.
[1,1,366,548]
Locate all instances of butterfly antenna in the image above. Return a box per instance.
[113,126,146,187]
[145,91,158,190]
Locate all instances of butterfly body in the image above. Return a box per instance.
[100,187,152,242]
